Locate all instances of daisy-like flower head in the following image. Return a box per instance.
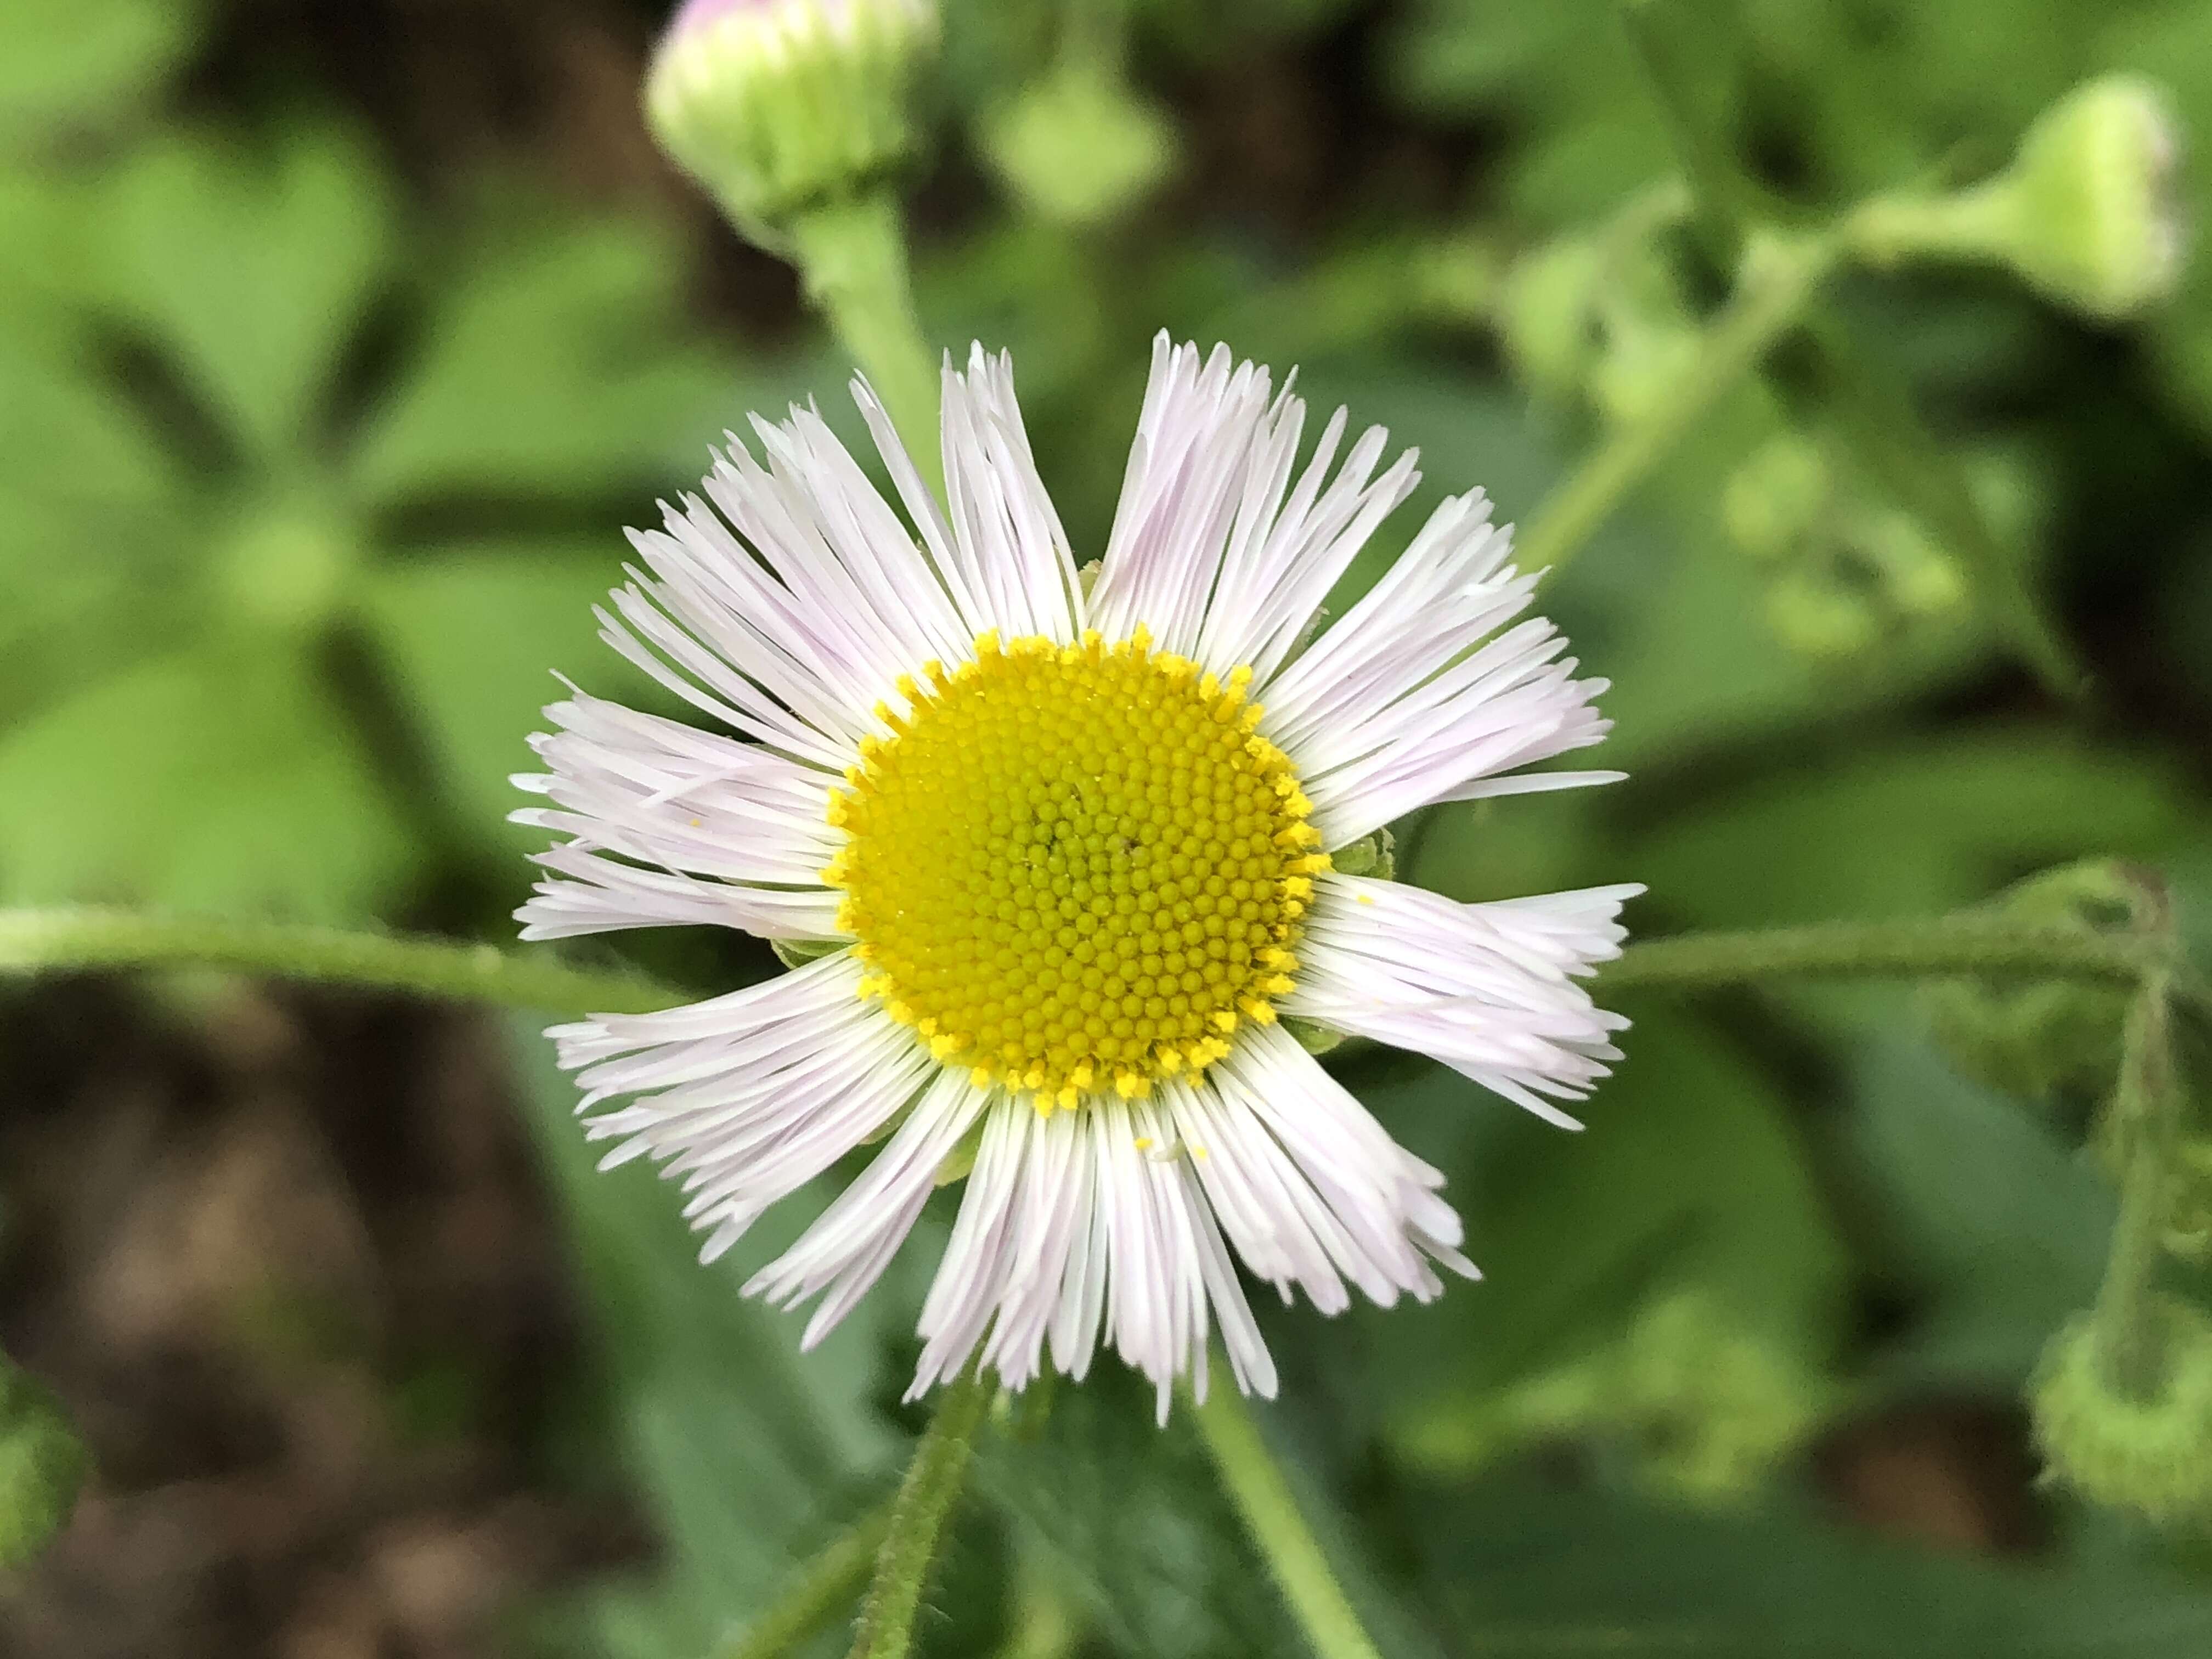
[516,335,1641,1419]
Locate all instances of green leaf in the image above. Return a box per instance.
[348,215,746,506]
[975,1369,1304,1659]
[0,639,413,919]
[1347,1005,1846,1477]
[0,337,199,719]
[0,1355,88,1568]
[1404,1469,2212,1657]
[505,1014,908,1658]
[100,127,397,463]
[357,543,645,865]
[0,0,202,142]
[1839,1037,2113,1389]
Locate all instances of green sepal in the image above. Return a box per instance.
[1280,1015,1347,1057]
[1329,824,1396,882]
[771,936,850,971]
[935,1115,988,1187]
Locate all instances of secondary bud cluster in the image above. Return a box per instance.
[2034,1299,2212,1523]
[1924,860,2141,1106]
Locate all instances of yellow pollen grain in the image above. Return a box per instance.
[823,629,1324,1111]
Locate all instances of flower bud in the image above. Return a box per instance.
[645,0,938,243]
[1848,507,1968,619]
[1391,1291,1826,1508]
[1499,236,1605,404]
[1613,1292,1828,1505]
[2033,1298,2212,1523]
[1723,434,1831,563]
[0,1359,88,1567]
[981,61,1176,227]
[1854,75,2186,322]
[1763,568,1881,660]
[1923,860,2140,1104]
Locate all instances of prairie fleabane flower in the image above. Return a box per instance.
[516,336,1639,1416]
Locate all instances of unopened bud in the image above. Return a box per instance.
[645,0,937,243]
[2033,1298,2212,1522]
[1764,568,1881,660]
[1854,75,2186,322]
[1499,236,1605,403]
[1614,1293,1828,1505]
[1723,434,1831,562]
[1924,860,2140,1104]
[981,62,1176,227]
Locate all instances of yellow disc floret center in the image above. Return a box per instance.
[823,628,1327,1111]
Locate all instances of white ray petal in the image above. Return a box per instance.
[1288,876,1641,1123]
[939,345,1084,644]
[746,1069,989,1349]
[1257,494,1613,847]
[545,953,932,1265]
[1089,333,1420,674]
[514,687,846,941]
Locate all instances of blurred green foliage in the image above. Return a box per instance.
[5,0,2212,1654]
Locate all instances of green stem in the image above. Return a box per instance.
[713,1500,896,1659]
[1616,0,1763,262]
[1514,229,1840,577]
[846,1370,990,1659]
[10,907,2200,1023]
[1846,184,2019,269]
[1599,916,2156,995]
[1190,1384,1383,1659]
[788,190,944,500]
[2091,970,2181,1402]
[0,908,676,1017]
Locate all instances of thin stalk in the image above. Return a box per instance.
[712,1499,896,1659]
[2091,972,2181,1401]
[1599,916,2154,995]
[7,908,2196,1023]
[1616,0,1763,261]
[1190,1384,1383,1659]
[788,190,944,499]
[846,1370,990,1659]
[1513,229,1841,577]
[0,908,677,1017]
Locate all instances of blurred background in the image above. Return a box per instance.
[4,0,2212,1654]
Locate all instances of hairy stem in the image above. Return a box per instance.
[1190,1384,1383,1659]
[846,1371,990,1659]
[712,1499,895,1659]
[0,908,675,1017]
[8,908,2196,1024]
[1600,916,2155,995]
[788,190,944,499]
[2091,970,2182,1401]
